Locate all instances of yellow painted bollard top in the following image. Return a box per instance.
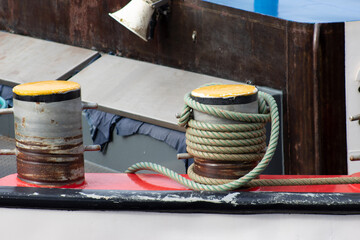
[13,81,80,96]
[191,84,258,98]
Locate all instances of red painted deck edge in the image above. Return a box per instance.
[0,173,360,193]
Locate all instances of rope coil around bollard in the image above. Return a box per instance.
[126,88,360,191]
[126,90,280,191]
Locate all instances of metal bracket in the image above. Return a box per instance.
[349,150,360,161]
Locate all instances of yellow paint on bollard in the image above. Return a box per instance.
[13,81,80,96]
[191,84,257,98]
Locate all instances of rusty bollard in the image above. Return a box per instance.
[186,84,261,180]
[0,81,99,186]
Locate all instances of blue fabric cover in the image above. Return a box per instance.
[83,109,120,151]
[0,85,13,107]
[84,109,191,168]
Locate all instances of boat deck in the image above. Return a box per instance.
[0,171,360,214]
[0,132,359,215]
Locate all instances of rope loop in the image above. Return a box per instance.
[126,84,360,190]
[182,92,271,125]
[126,85,280,191]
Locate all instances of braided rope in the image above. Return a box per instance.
[185,139,266,154]
[126,86,360,191]
[186,128,266,140]
[126,90,280,191]
[187,120,266,132]
[186,134,266,147]
[187,164,360,186]
[183,92,271,123]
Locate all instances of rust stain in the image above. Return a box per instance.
[63,134,82,142]
[21,117,25,127]
[15,131,48,140]
[16,140,83,152]
[68,0,99,45]
[16,142,85,185]
[17,157,84,185]
[17,149,83,163]
[34,103,45,112]
[193,158,259,179]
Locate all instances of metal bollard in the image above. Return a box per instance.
[189,84,261,180]
[0,81,100,186]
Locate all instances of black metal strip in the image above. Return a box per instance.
[191,92,258,105]
[13,89,80,102]
[1,187,360,214]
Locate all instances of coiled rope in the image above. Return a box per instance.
[126,86,360,191]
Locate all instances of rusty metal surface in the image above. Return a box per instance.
[0,135,117,178]
[17,157,84,185]
[193,158,259,179]
[13,96,85,185]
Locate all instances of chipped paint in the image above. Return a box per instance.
[79,192,117,200]
[221,192,240,205]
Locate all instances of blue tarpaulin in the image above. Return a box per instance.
[83,109,191,168]
[0,85,13,107]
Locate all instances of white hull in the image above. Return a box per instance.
[0,207,358,240]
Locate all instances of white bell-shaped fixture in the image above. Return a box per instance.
[109,0,155,41]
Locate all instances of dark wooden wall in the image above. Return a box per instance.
[285,23,346,175]
[0,0,347,174]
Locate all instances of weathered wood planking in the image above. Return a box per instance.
[70,54,239,132]
[0,32,99,86]
[284,23,346,175]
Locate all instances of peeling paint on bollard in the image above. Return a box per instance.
[189,84,262,180]
[12,81,87,186]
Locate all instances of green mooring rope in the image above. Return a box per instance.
[126,88,360,191]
